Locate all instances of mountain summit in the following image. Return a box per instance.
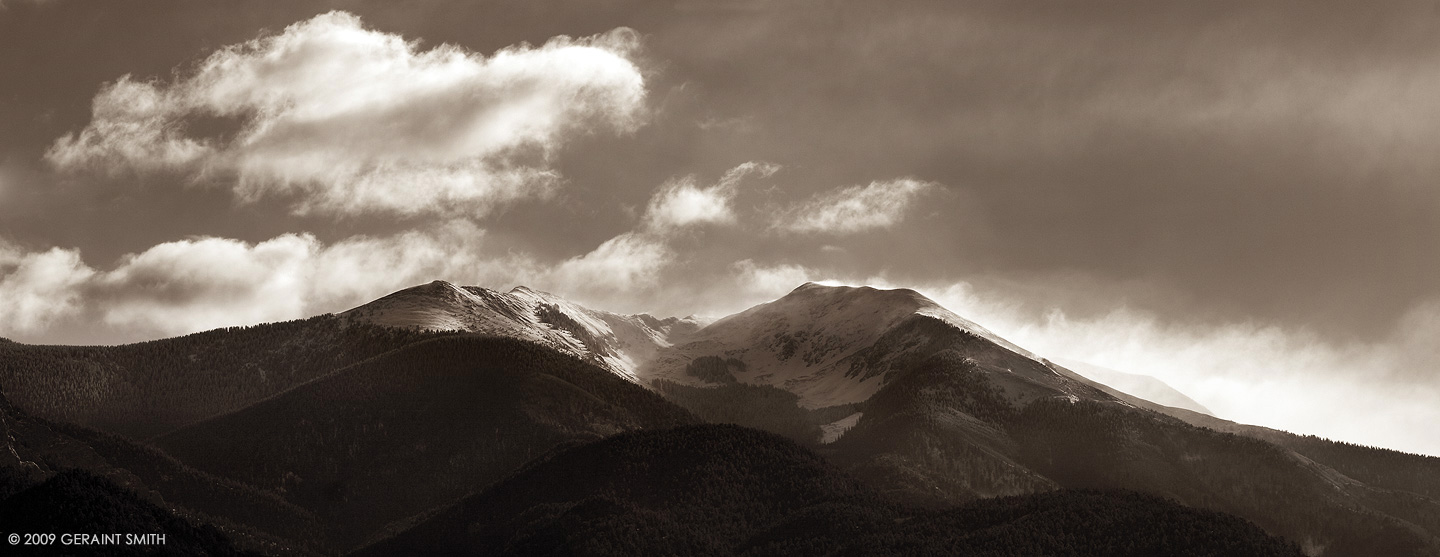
[343,280,700,381]
[640,282,1095,410]
[347,281,1128,414]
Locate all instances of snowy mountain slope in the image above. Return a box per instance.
[346,281,1184,420]
[639,282,1108,409]
[504,286,701,380]
[343,280,545,340]
[1056,358,1214,416]
[343,280,701,381]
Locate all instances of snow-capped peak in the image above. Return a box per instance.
[639,282,1081,409]
[347,281,1095,410]
[343,282,688,382]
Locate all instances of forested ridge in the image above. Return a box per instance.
[357,424,1304,557]
[43,419,326,551]
[1008,399,1440,556]
[1275,434,1440,500]
[0,315,450,438]
[0,386,316,555]
[0,470,259,557]
[655,377,858,444]
[151,334,696,551]
[670,345,1440,556]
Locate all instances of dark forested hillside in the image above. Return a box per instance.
[356,424,879,557]
[832,489,1303,557]
[1277,436,1440,500]
[42,421,325,551]
[810,351,1440,556]
[152,334,696,552]
[0,470,258,557]
[1173,408,1440,505]
[1009,399,1440,557]
[0,315,450,438]
[829,350,1057,505]
[653,379,857,444]
[0,388,316,555]
[356,424,1303,557]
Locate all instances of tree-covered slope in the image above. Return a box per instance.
[0,469,258,557]
[0,388,316,555]
[153,334,696,552]
[356,424,1302,557]
[0,315,449,438]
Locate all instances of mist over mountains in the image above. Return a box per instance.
[3,281,1439,556]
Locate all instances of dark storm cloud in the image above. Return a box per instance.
[636,0,1440,341]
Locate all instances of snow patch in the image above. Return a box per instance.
[820,412,862,444]
[912,305,1037,360]
[344,281,687,383]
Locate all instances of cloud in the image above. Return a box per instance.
[0,160,788,341]
[545,232,671,294]
[911,281,1440,457]
[731,259,812,296]
[0,222,537,341]
[0,224,666,342]
[0,242,95,333]
[642,161,778,232]
[0,204,679,342]
[535,162,784,304]
[47,11,647,217]
[643,178,735,231]
[772,178,935,234]
[91,234,319,332]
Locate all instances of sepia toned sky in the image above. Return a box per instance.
[2,0,1438,455]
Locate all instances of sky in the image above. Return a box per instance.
[1,0,1437,455]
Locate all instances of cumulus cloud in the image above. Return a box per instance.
[0,175,699,342]
[0,224,669,342]
[642,161,778,232]
[0,242,95,333]
[772,178,935,234]
[731,259,812,296]
[545,232,671,294]
[645,178,735,229]
[537,162,782,302]
[47,11,647,217]
[0,222,540,341]
[1,160,791,341]
[91,233,321,333]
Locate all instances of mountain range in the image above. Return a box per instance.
[3,281,1439,556]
